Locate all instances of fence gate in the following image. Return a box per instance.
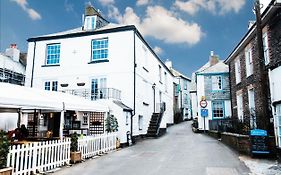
[89,112,104,134]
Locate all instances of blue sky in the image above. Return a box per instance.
[0,0,257,77]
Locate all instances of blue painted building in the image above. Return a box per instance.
[192,51,231,131]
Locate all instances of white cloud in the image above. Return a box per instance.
[98,0,115,6]
[64,0,74,12]
[27,8,41,20]
[153,46,163,55]
[174,0,246,15]
[115,6,203,46]
[11,0,41,20]
[136,0,150,6]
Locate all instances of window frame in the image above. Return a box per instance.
[235,58,241,84]
[91,38,109,62]
[212,75,223,91]
[245,47,253,77]
[44,80,58,91]
[46,43,61,65]
[159,65,162,83]
[262,32,270,65]
[212,101,225,119]
[236,92,244,121]
[138,115,143,130]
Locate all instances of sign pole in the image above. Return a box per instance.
[203,117,206,133]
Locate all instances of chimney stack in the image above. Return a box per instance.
[5,44,20,62]
[209,51,219,66]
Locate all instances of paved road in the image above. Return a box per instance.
[52,122,250,175]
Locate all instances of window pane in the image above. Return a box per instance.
[46,43,61,65]
[91,38,108,61]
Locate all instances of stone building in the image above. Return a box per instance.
[224,0,280,136]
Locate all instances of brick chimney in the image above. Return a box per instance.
[5,44,20,62]
[209,51,219,66]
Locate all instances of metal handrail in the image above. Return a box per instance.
[61,88,121,100]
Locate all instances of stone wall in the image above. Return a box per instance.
[207,131,276,156]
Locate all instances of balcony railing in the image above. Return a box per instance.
[61,88,121,100]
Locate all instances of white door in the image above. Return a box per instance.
[276,104,281,148]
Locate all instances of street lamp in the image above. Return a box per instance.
[152,83,156,113]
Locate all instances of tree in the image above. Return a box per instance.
[105,115,118,133]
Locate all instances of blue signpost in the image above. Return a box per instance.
[201,109,208,132]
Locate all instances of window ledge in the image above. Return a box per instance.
[41,64,60,67]
[88,59,109,64]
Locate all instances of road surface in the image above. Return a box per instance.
[52,121,250,175]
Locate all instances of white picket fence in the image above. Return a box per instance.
[78,132,117,159]
[6,133,117,175]
[7,138,71,175]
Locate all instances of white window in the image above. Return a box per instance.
[44,81,58,91]
[92,38,108,61]
[142,45,148,70]
[236,92,244,121]
[212,101,224,118]
[212,76,222,91]
[164,72,167,92]
[159,65,162,82]
[276,104,281,148]
[83,113,88,125]
[248,87,256,129]
[138,115,143,130]
[235,59,241,84]
[84,16,96,30]
[263,32,270,65]
[46,43,60,65]
[91,77,107,100]
[245,47,253,77]
[126,112,129,125]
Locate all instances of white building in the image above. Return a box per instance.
[192,52,231,131]
[25,4,174,144]
[165,60,192,121]
[0,44,25,85]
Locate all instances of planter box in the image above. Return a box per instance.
[0,167,12,175]
[70,152,82,164]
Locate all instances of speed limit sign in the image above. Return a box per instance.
[200,100,208,108]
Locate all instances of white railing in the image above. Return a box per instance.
[7,138,71,175]
[78,132,117,159]
[6,133,117,175]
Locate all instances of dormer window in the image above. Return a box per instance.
[83,3,109,31]
[84,16,96,30]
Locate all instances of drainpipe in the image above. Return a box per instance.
[131,30,136,144]
[30,41,37,87]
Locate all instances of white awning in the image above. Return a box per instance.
[0,83,108,112]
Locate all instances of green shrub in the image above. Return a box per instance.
[70,132,78,152]
[0,130,10,169]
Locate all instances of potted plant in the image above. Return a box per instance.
[70,133,81,164]
[0,130,12,175]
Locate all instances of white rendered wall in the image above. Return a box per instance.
[25,29,173,138]
[134,34,174,135]
[196,75,208,130]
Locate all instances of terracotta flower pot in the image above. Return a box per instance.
[70,151,82,164]
[0,167,12,175]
